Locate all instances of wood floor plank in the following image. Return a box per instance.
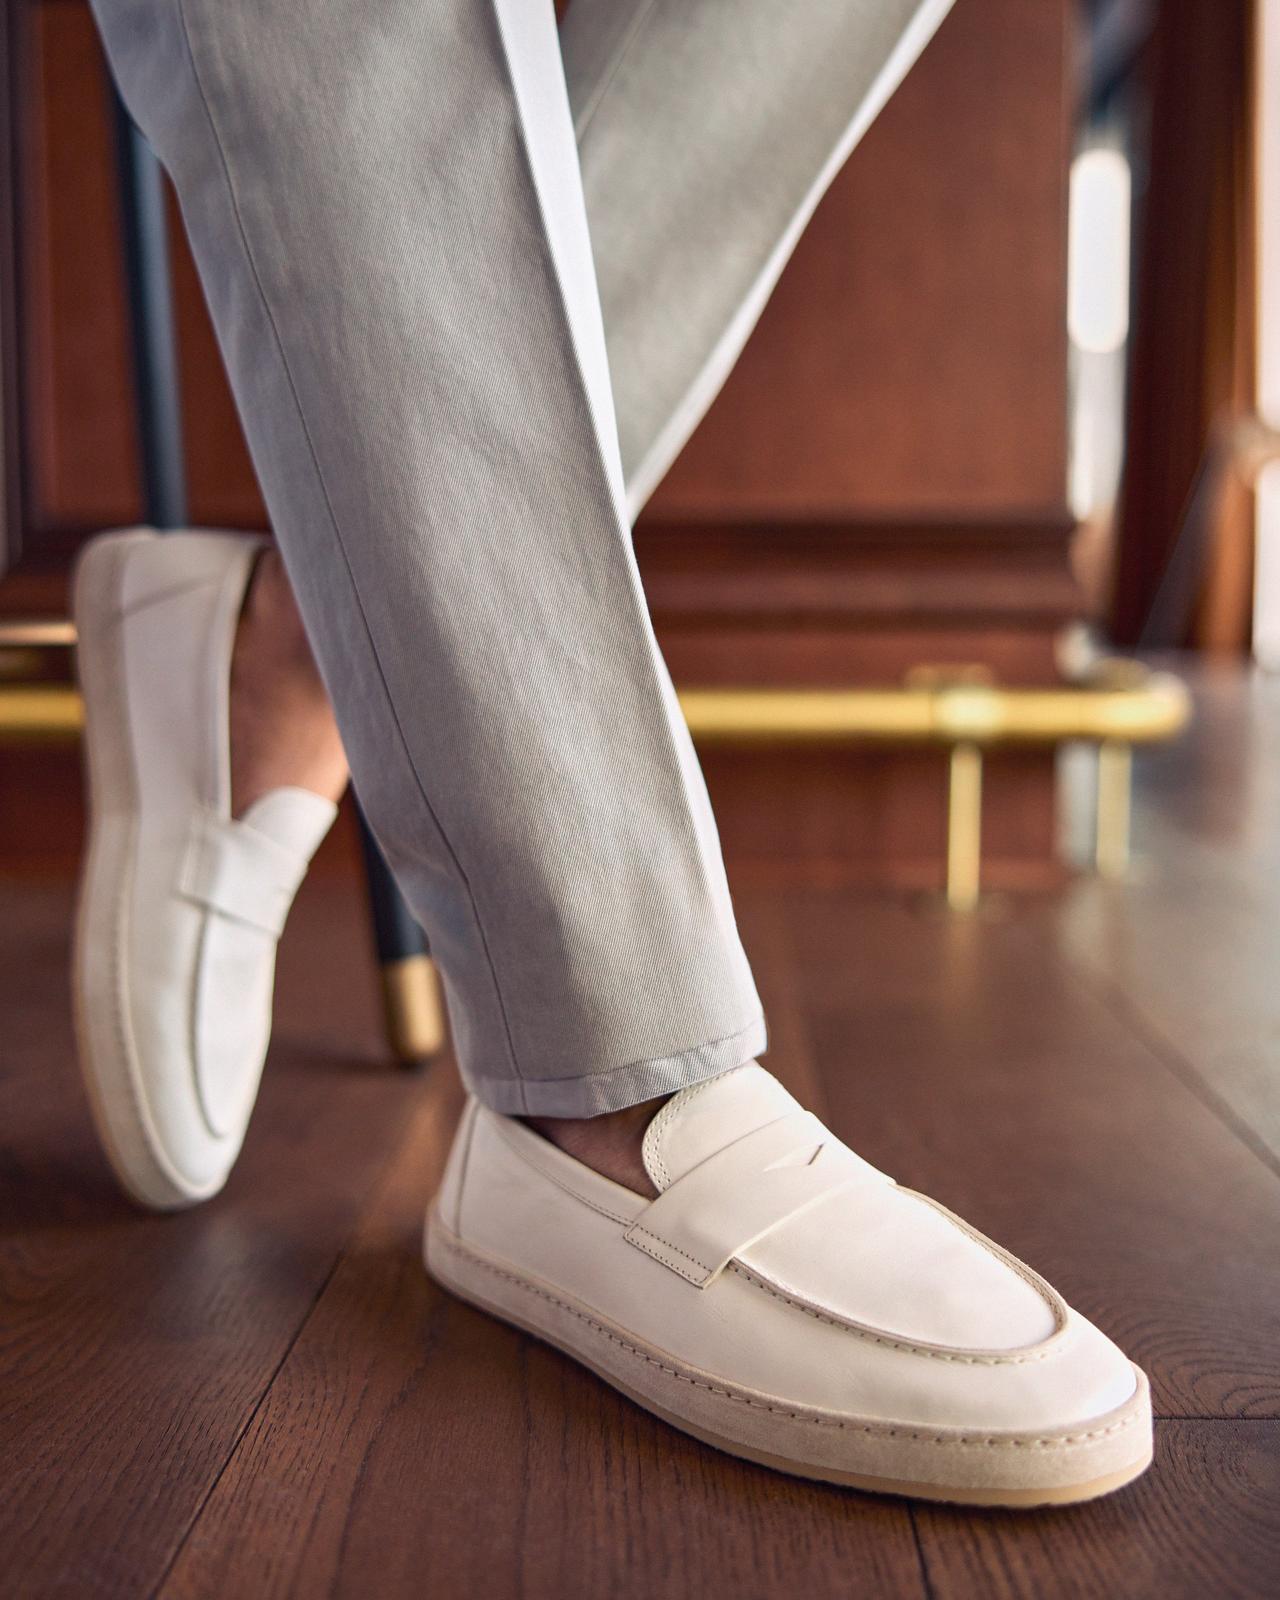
[6,664,1280,1596]
[158,1058,927,1600]
[914,1421,1280,1600]
[0,874,427,1600]
[778,891,1280,1421]
[1056,668,1280,1167]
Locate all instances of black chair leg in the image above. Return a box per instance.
[112,93,187,530]
[356,802,446,1064]
[112,92,444,1066]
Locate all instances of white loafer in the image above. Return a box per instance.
[73,529,338,1209]
[425,1063,1153,1507]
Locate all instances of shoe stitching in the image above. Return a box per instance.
[726,1264,1056,1366]
[625,1224,712,1283]
[642,1085,1067,1356]
[903,1191,1070,1338]
[734,1199,1069,1361]
[434,1231,1144,1452]
[489,1117,639,1226]
[645,1063,753,1191]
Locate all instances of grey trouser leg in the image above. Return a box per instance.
[563,0,956,515]
[89,0,948,1116]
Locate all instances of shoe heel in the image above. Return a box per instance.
[71,529,195,1210]
[73,530,155,817]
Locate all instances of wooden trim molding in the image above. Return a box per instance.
[636,516,1079,631]
[629,513,1085,890]
[0,0,28,578]
[634,515,1082,704]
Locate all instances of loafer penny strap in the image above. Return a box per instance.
[178,811,312,939]
[624,1109,890,1287]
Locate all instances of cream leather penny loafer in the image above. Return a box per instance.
[73,529,337,1210]
[426,1063,1153,1507]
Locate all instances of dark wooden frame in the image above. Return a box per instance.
[0,0,28,579]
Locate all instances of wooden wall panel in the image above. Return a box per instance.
[6,0,1080,892]
[18,0,1072,542]
[23,0,137,532]
[648,0,1071,522]
[20,0,264,542]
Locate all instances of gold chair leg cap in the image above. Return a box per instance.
[381,954,447,1063]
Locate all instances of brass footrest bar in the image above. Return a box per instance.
[674,677,1191,908]
[0,683,85,741]
[1095,740,1134,880]
[0,680,1193,745]
[0,620,77,648]
[380,954,447,1062]
[6,679,1185,747]
[678,679,1191,747]
[946,743,984,913]
[0,668,1192,912]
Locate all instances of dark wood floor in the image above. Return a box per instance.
[3,664,1279,1599]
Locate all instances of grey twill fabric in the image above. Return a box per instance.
[89,0,951,1115]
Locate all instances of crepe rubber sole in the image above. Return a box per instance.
[72,530,212,1211]
[425,1206,1153,1509]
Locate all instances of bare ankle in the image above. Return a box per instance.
[524,1096,668,1197]
[237,549,317,679]
[230,548,349,817]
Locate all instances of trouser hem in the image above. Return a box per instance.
[467,1013,767,1117]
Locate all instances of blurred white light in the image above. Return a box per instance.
[1068,149,1132,355]
[1255,1,1280,664]
[1255,461,1280,672]
[1260,1,1280,425]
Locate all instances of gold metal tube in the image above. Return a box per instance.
[380,954,447,1063]
[1095,740,1133,879]
[2,679,1192,749]
[946,742,983,912]
[0,685,84,740]
[677,680,1191,746]
[0,619,77,648]
[678,687,937,742]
